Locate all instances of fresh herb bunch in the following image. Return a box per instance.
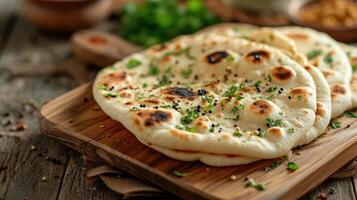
[119,0,219,47]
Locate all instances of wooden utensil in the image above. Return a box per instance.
[71,30,142,67]
[39,83,357,200]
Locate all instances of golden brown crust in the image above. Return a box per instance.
[249,100,273,116]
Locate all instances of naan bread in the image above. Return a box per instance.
[93,33,317,162]
[339,43,357,109]
[197,27,331,146]
[276,27,352,118]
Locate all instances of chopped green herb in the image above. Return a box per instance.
[175,124,185,130]
[173,170,188,177]
[352,63,357,73]
[160,104,172,108]
[236,95,244,100]
[245,178,265,191]
[98,85,109,91]
[255,129,266,137]
[232,130,243,137]
[143,83,148,88]
[126,58,141,69]
[323,54,333,65]
[288,128,295,134]
[224,86,238,97]
[103,93,118,98]
[159,75,171,86]
[330,121,341,129]
[252,80,262,89]
[231,106,238,114]
[226,54,235,62]
[266,118,283,128]
[297,95,303,101]
[265,161,281,171]
[181,107,200,125]
[180,68,192,79]
[185,127,197,132]
[345,111,357,118]
[267,86,277,93]
[149,65,159,75]
[164,66,173,74]
[287,162,299,171]
[267,75,272,82]
[306,49,322,60]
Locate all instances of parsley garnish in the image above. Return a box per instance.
[231,106,238,114]
[330,121,341,129]
[185,127,197,133]
[265,161,281,171]
[180,68,192,79]
[224,86,238,97]
[287,162,299,171]
[173,170,188,177]
[297,95,303,101]
[126,58,141,69]
[233,130,243,137]
[181,107,200,125]
[149,65,159,75]
[266,118,283,128]
[323,54,333,65]
[252,80,262,90]
[267,86,277,93]
[142,83,148,88]
[103,93,118,98]
[352,63,357,73]
[255,129,266,137]
[226,54,235,62]
[159,75,171,86]
[345,111,357,118]
[98,85,109,91]
[288,128,295,134]
[245,178,265,191]
[236,95,244,100]
[306,49,322,60]
[130,107,139,111]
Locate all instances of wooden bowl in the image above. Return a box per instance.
[23,0,113,32]
[287,0,357,42]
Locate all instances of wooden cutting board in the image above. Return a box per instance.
[39,83,357,200]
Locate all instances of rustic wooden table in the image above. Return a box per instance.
[0,1,356,200]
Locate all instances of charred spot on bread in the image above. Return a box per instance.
[164,87,196,100]
[206,51,229,64]
[245,50,270,64]
[271,66,295,82]
[100,71,127,87]
[331,84,347,96]
[316,102,325,117]
[250,100,273,116]
[142,110,172,126]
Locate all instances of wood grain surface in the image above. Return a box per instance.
[40,83,357,200]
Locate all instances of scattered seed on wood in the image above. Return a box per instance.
[100,125,105,128]
[30,145,36,151]
[83,97,89,103]
[68,119,73,123]
[317,192,327,200]
[230,175,237,181]
[41,176,48,182]
[329,187,335,194]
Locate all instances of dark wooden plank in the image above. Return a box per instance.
[302,178,356,200]
[39,83,357,200]
[57,151,122,200]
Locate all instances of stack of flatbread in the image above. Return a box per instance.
[93,24,357,166]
